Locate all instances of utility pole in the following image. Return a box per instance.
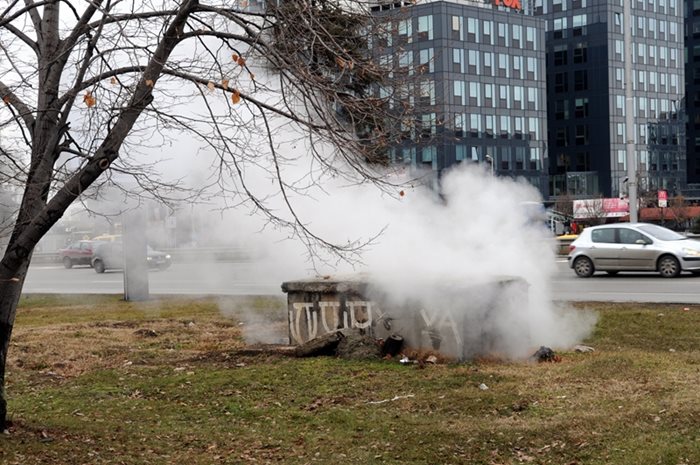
[623,1,638,222]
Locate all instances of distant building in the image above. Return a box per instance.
[371,0,550,197]
[536,0,685,198]
[685,0,700,185]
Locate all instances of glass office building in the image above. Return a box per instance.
[686,0,700,187]
[536,0,685,198]
[372,0,549,196]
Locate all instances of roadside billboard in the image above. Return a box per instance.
[573,198,629,220]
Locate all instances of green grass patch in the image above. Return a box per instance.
[2,297,700,464]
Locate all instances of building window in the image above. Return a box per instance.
[554,45,567,66]
[573,43,587,63]
[417,15,433,40]
[575,152,589,171]
[484,83,494,108]
[575,97,589,118]
[637,42,646,65]
[455,145,467,161]
[615,95,624,116]
[454,113,466,137]
[615,40,624,61]
[418,48,434,74]
[615,68,624,88]
[470,113,481,137]
[499,116,510,139]
[483,20,493,45]
[469,82,480,106]
[555,99,569,120]
[397,19,412,45]
[530,147,541,170]
[451,16,463,41]
[467,50,479,74]
[554,72,568,93]
[419,113,436,138]
[467,17,479,43]
[498,85,509,108]
[572,14,587,36]
[515,146,525,169]
[453,81,466,106]
[512,24,522,48]
[575,125,588,145]
[497,54,509,78]
[512,56,522,79]
[526,26,536,50]
[526,57,537,80]
[556,127,568,147]
[497,22,509,46]
[485,115,495,138]
[553,17,568,39]
[574,70,588,91]
[513,86,523,110]
[483,52,494,76]
[528,117,539,140]
[452,49,465,73]
[397,51,413,76]
[514,117,524,140]
[527,88,538,111]
[421,146,435,163]
[419,80,435,106]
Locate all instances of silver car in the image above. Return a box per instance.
[568,223,700,278]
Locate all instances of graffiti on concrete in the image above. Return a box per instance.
[288,299,462,350]
[289,301,375,344]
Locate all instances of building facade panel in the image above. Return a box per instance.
[374,0,549,197]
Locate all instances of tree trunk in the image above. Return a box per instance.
[0,259,29,431]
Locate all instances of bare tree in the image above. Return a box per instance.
[552,192,574,218]
[0,0,410,430]
[668,194,689,230]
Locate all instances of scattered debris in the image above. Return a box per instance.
[478,383,489,391]
[425,355,438,364]
[531,346,561,363]
[336,331,382,360]
[381,334,404,357]
[134,328,158,338]
[573,344,595,353]
[669,348,676,353]
[683,307,690,312]
[367,394,415,405]
[399,356,411,364]
[294,331,345,358]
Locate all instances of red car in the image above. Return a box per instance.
[59,240,99,268]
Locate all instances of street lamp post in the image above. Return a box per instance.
[485,154,495,176]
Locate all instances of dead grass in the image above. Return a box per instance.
[2,297,700,465]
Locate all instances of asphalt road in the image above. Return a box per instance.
[21,259,700,303]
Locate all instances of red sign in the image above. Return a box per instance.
[658,190,668,208]
[494,0,522,10]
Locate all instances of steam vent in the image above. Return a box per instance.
[281,274,530,361]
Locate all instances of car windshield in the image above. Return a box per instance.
[637,224,687,241]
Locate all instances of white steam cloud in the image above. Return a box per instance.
[206,158,596,359]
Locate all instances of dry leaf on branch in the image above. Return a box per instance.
[83,91,96,108]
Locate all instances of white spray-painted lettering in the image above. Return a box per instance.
[289,300,375,344]
[419,307,463,349]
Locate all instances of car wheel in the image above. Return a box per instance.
[573,256,594,278]
[658,255,681,278]
[93,260,105,274]
[63,257,73,269]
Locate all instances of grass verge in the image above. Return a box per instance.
[2,296,700,464]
